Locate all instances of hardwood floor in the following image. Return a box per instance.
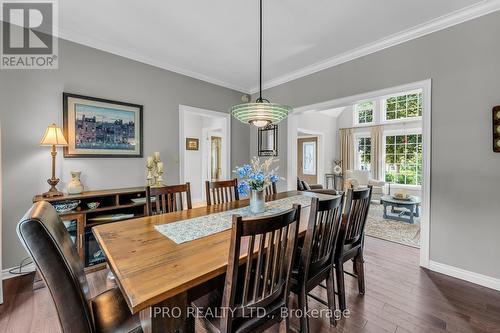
[1,237,499,332]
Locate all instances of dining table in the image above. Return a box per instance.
[93,190,332,333]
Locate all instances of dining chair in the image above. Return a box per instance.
[17,201,142,333]
[334,186,372,311]
[191,205,302,333]
[264,182,277,196]
[290,195,344,332]
[145,183,192,216]
[205,179,239,205]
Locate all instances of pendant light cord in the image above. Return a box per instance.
[259,0,263,101]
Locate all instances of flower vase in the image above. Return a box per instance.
[67,171,84,194]
[250,190,265,214]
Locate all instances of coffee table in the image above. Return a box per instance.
[380,195,421,224]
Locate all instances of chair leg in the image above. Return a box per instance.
[335,261,347,311]
[298,288,309,333]
[326,270,337,327]
[279,316,289,333]
[354,254,365,295]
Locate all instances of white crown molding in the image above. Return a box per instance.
[429,260,500,291]
[55,27,251,94]
[249,0,500,94]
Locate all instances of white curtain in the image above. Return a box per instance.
[339,128,354,175]
[371,125,383,180]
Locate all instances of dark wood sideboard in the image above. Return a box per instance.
[33,187,148,273]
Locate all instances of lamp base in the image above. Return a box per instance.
[43,178,64,198]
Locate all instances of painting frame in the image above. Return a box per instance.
[63,93,143,158]
[185,137,199,151]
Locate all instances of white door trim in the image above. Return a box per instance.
[179,105,231,201]
[287,79,432,268]
[0,122,3,303]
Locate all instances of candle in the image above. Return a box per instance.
[154,151,161,161]
[146,156,154,167]
[157,162,164,172]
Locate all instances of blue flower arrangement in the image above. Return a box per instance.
[235,157,281,196]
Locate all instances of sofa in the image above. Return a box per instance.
[297,178,338,196]
[344,170,385,202]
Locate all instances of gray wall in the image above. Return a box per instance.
[252,11,500,279]
[0,37,249,269]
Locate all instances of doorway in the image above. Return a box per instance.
[210,136,222,180]
[287,80,432,268]
[297,137,318,185]
[179,105,231,203]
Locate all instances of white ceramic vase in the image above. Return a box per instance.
[249,190,265,214]
[67,170,84,194]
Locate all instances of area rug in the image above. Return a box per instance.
[365,203,420,248]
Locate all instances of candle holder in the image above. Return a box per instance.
[145,152,165,187]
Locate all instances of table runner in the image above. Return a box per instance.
[154,194,319,244]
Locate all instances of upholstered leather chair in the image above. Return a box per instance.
[17,201,143,333]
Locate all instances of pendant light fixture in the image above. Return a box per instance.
[231,0,292,127]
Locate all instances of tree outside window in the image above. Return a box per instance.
[356,101,374,124]
[385,134,422,185]
[385,92,422,121]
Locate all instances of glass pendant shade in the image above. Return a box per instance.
[231,102,292,127]
[230,0,292,127]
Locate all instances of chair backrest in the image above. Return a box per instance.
[146,183,192,215]
[341,186,372,246]
[17,201,94,333]
[205,179,239,205]
[264,182,277,196]
[221,205,301,332]
[299,195,344,278]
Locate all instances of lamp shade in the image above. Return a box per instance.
[230,102,292,127]
[40,123,68,146]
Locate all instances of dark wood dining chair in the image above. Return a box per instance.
[17,201,142,333]
[334,186,372,311]
[264,182,277,196]
[192,205,302,333]
[290,195,344,332]
[145,183,192,216]
[205,179,239,205]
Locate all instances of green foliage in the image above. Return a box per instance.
[385,134,422,185]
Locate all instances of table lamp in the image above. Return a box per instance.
[40,123,68,197]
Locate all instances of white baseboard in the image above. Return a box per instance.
[429,260,500,291]
[2,262,36,281]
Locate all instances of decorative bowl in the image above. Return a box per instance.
[87,202,100,210]
[53,200,80,213]
[393,192,410,200]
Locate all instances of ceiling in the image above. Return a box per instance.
[59,0,499,93]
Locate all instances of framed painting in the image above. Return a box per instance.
[186,138,199,151]
[63,93,143,158]
[493,106,500,152]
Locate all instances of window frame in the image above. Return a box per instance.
[381,89,423,124]
[353,100,375,126]
[382,128,423,189]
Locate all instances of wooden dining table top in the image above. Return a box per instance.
[93,190,333,314]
